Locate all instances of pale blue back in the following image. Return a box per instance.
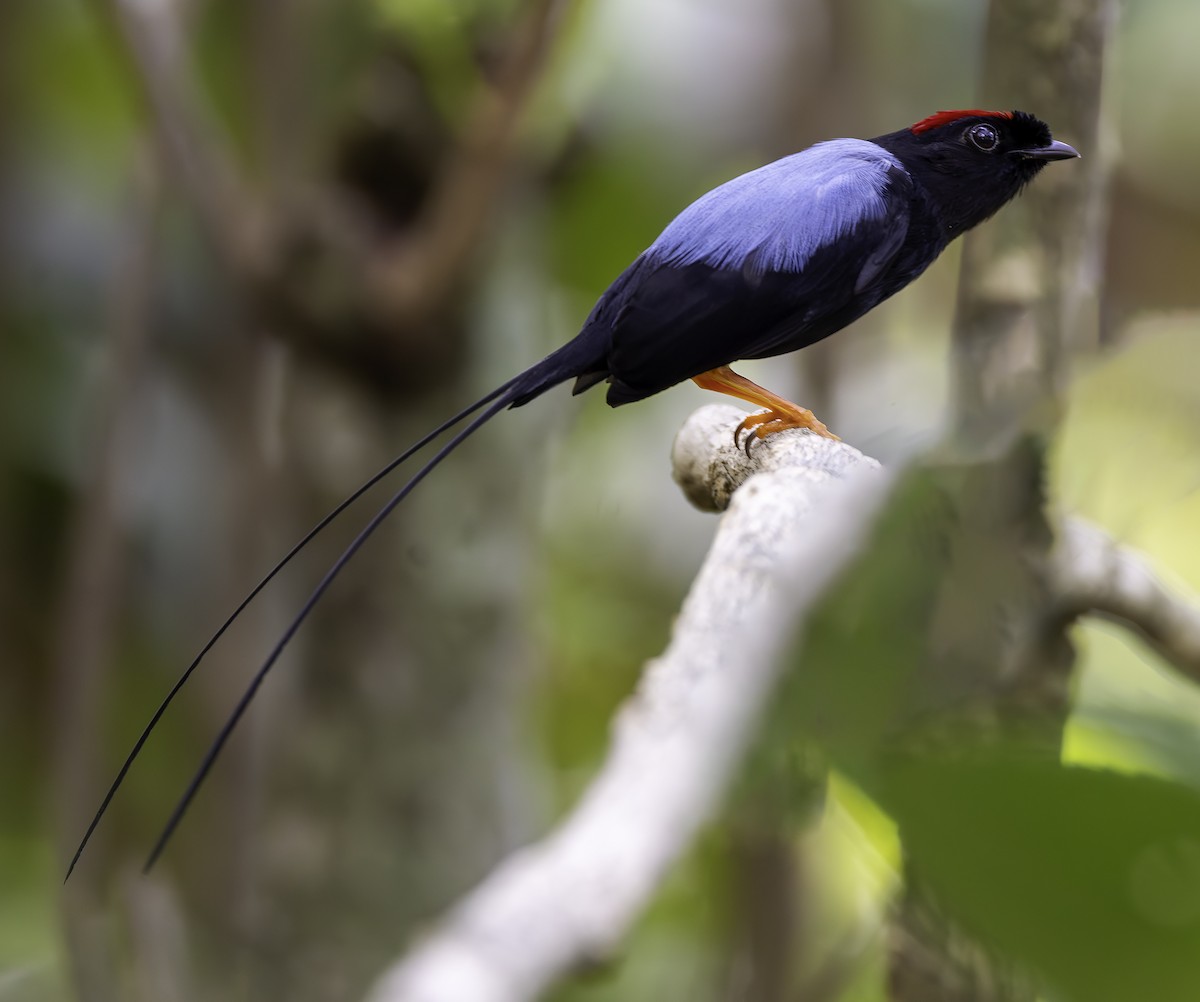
[644,139,901,275]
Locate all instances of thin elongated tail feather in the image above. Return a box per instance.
[141,392,519,871]
[64,377,520,881]
[67,321,609,877]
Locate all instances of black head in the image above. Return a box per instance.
[873,110,1079,237]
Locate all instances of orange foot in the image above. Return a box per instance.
[691,365,839,454]
[734,406,837,453]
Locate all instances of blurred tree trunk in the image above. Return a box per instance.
[952,0,1113,433]
[42,1,563,998]
[196,4,558,999]
[889,2,1114,1000]
[51,148,162,1002]
[236,371,546,1002]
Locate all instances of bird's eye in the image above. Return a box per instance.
[967,123,999,151]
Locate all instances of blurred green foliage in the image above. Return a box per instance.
[3,0,1200,1000]
[887,755,1200,1002]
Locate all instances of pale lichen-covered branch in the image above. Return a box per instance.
[364,406,889,1002]
[1053,518,1200,685]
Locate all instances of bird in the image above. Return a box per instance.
[67,108,1078,877]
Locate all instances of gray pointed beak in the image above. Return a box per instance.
[1015,138,1080,161]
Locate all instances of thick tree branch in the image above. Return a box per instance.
[364,406,888,1002]
[672,405,880,513]
[1052,518,1200,685]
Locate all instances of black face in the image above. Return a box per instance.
[872,111,1079,237]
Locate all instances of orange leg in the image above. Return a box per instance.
[691,365,838,450]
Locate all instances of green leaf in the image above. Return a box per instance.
[885,754,1200,1002]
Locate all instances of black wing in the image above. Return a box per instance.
[598,169,917,406]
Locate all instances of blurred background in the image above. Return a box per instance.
[2,0,1200,999]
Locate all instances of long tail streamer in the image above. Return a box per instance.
[140,394,514,872]
[65,380,518,881]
